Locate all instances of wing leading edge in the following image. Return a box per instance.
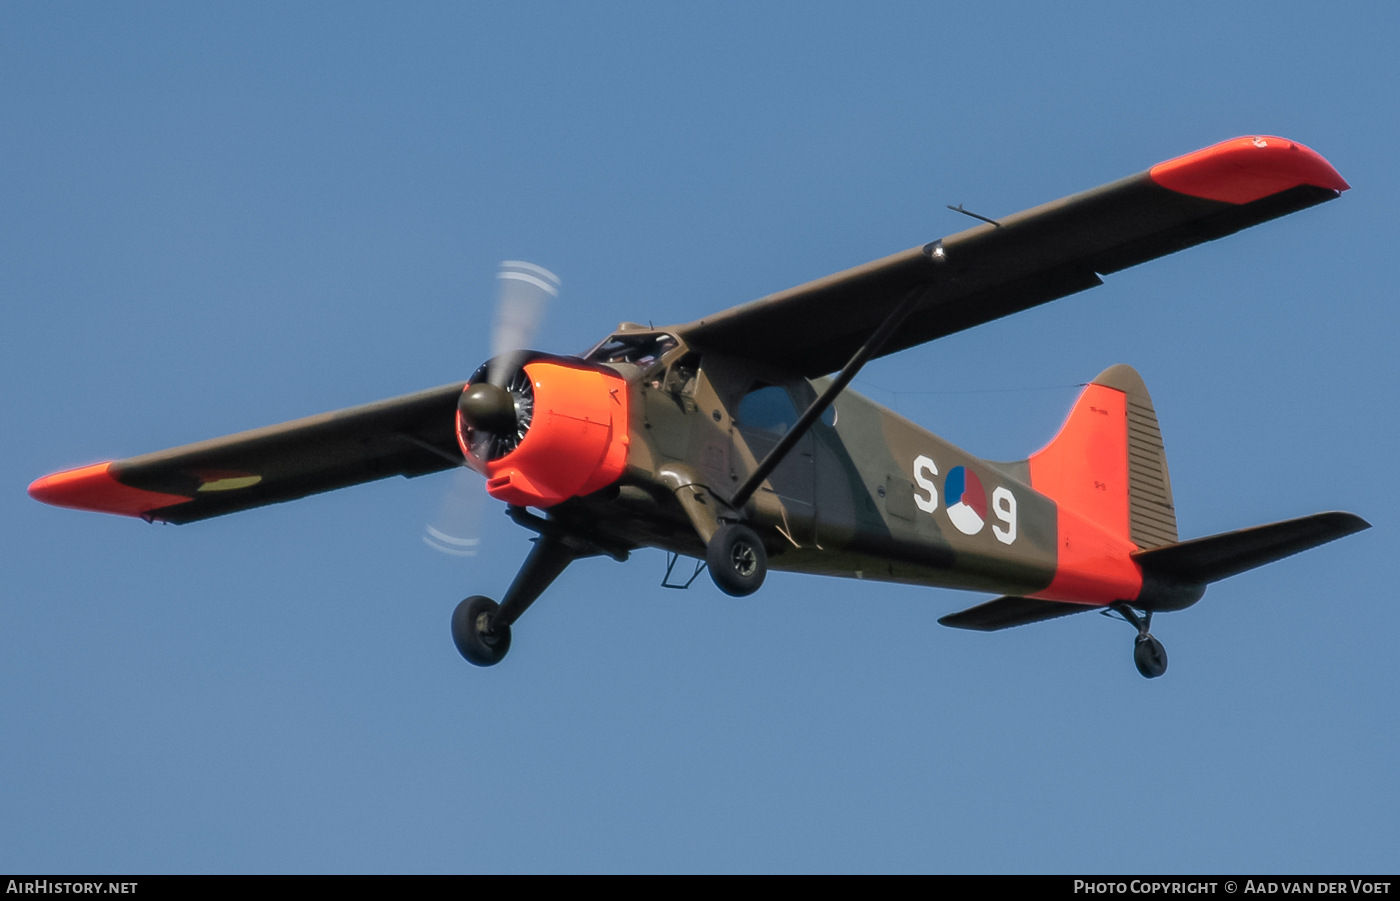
[29,383,467,524]
[673,136,1349,377]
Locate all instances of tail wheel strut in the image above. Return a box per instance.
[1109,603,1168,679]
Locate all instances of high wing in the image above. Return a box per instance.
[29,383,466,524]
[672,136,1349,377]
[30,136,1349,526]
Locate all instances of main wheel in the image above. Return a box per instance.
[452,595,511,666]
[707,523,768,597]
[1133,634,1168,679]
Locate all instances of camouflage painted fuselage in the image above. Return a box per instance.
[552,339,1063,600]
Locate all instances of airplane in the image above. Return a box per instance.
[28,135,1370,678]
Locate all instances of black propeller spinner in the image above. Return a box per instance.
[459,365,535,461]
[458,382,516,434]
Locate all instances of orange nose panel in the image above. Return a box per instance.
[472,361,629,508]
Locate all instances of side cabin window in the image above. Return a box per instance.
[736,383,836,434]
[736,385,799,435]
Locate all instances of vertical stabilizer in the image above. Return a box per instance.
[1027,364,1177,550]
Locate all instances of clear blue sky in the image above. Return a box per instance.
[3,2,1397,873]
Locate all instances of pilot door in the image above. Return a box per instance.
[732,384,817,546]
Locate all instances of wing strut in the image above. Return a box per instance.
[727,254,944,512]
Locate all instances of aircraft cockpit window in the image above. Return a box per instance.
[736,386,799,436]
[586,333,679,368]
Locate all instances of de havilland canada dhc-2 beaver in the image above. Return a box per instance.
[29,136,1370,678]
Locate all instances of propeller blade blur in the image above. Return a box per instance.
[425,260,558,556]
[423,467,487,557]
[488,260,559,386]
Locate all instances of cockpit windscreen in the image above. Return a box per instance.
[586,333,678,368]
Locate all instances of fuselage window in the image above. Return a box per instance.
[736,386,799,436]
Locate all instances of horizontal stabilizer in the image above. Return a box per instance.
[939,595,1091,632]
[1132,511,1370,585]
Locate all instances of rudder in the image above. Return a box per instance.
[1095,364,1178,549]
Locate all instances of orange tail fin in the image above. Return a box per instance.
[1029,364,1177,548]
[1025,365,1178,605]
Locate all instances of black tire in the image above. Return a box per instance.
[707,523,768,597]
[1133,634,1168,679]
[452,595,511,666]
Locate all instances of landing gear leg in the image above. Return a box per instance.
[451,531,582,667]
[1110,603,1168,679]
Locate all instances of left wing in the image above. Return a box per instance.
[673,136,1349,376]
[29,383,466,524]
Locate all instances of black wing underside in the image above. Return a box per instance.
[673,138,1346,377]
[30,383,466,524]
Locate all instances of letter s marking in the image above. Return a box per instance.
[913,455,938,513]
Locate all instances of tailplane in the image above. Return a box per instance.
[1134,511,1369,587]
[942,512,1370,630]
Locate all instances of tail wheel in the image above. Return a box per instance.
[452,595,511,666]
[1133,634,1168,679]
[707,523,768,597]
[1110,603,1170,679]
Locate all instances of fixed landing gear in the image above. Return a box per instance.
[1134,634,1168,679]
[450,507,629,667]
[707,522,768,597]
[452,596,511,666]
[1109,603,1168,678]
[451,519,587,667]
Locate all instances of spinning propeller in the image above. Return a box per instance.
[422,261,559,557]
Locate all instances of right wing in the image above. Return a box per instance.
[29,382,467,524]
[673,136,1349,377]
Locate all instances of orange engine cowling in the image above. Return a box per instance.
[457,360,630,508]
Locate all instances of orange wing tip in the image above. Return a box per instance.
[1149,136,1349,205]
[28,462,192,519]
